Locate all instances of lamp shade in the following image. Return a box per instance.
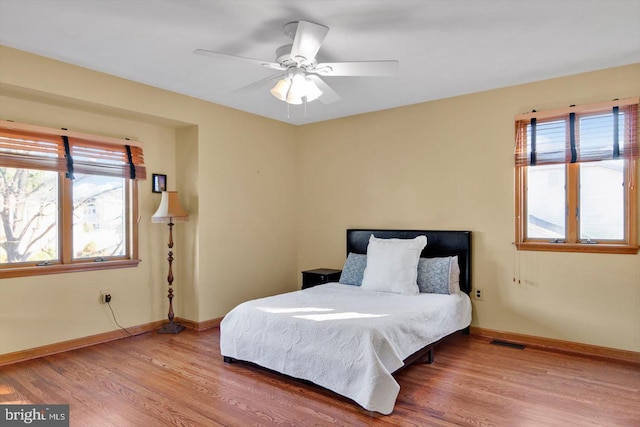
[270,78,291,101]
[286,73,306,103]
[304,77,323,102]
[152,191,189,223]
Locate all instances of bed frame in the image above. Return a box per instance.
[346,229,472,369]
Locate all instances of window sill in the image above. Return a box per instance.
[515,242,639,254]
[0,259,141,279]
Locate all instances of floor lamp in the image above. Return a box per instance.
[152,191,189,334]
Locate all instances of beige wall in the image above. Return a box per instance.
[175,125,199,321]
[296,63,640,352]
[0,45,638,356]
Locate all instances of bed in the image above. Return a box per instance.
[220,229,472,414]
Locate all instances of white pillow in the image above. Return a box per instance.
[361,235,427,295]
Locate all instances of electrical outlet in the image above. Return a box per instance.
[100,290,111,304]
[474,288,483,301]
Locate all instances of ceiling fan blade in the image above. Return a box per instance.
[231,74,284,95]
[194,49,286,71]
[307,75,341,104]
[289,20,329,61]
[313,60,399,77]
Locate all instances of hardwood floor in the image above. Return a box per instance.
[1,329,638,426]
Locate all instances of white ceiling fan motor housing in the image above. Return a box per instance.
[275,44,317,70]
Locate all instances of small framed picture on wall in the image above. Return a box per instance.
[152,174,167,193]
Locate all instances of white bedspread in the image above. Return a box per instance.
[220,283,472,414]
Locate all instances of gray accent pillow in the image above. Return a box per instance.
[339,253,367,286]
[417,256,460,294]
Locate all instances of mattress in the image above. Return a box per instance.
[220,282,472,414]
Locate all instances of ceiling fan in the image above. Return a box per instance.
[194,20,399,105]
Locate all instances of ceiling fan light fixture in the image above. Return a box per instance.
[270,78,291,101]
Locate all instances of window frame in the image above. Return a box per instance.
[515,99,639,254]
[0,121,143,278]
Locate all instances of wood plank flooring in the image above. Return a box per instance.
[1,328,638,426]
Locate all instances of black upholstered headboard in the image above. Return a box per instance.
[346,229,472,295]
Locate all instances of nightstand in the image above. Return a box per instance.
[301,268,342,289]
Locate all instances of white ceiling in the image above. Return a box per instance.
[0,0,639,125]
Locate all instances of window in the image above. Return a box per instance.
[0,121,146,277]
[515,99,638,254]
